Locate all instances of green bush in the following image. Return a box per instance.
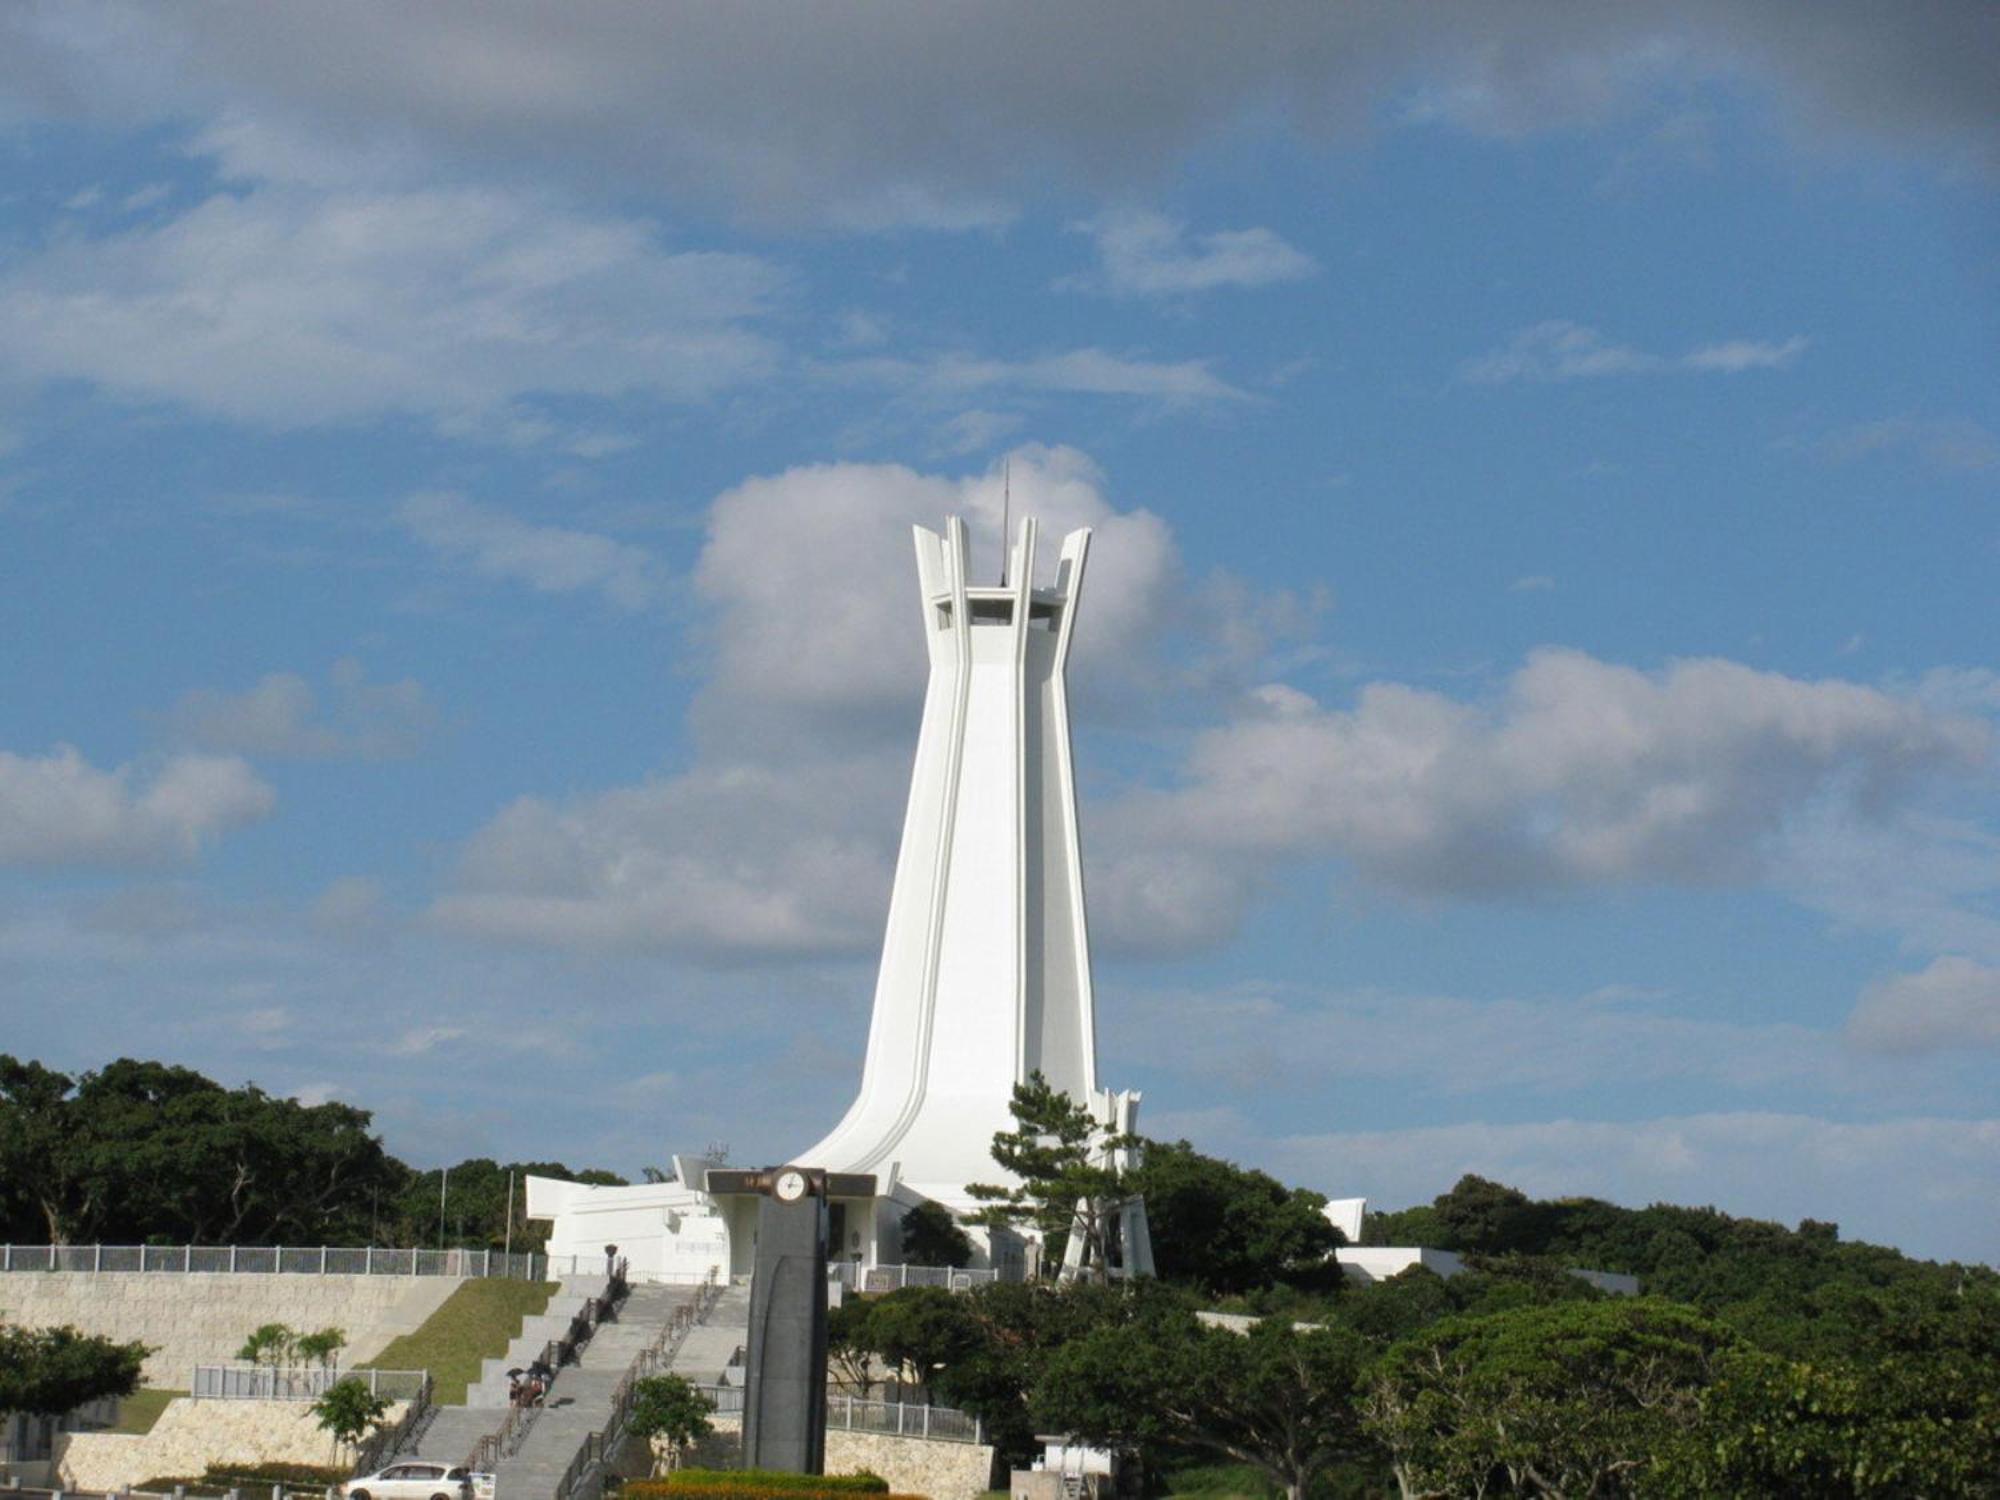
[624,1472,894,1498]
[135,1467,349,1497]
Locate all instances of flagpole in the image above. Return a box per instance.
[504,1170,516,1258]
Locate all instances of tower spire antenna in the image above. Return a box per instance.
[1000,458,1011,585]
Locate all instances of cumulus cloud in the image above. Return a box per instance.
[400,492,661,609]
[0,179,783,432]
[1461,321,1807,383]
[164,659,438,759]
[433,446,1309,955]
[1849,956,2000,1054]
[0,747,274,867]
[1065,209,1318,297]
[1099,650,1990,922]
[2,5,1993,227]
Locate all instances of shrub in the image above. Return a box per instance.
[623,1472,894,1498]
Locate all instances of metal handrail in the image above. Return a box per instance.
[468,1260,632,1471]
[350,1372,434,1475]
[551,1270,720,1500]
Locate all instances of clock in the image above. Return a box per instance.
[772,1167,810,1203]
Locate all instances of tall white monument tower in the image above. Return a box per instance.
[797,515,1104,1208]
[529,513,1141,1279]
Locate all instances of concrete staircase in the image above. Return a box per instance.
[466,1276,612,1408]
[666,1282,749,1385]
[494,1283,701,1500]
[404,1277,613,1467]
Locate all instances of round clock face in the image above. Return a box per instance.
[773,1168,809,1203]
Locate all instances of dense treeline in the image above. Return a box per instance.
[837,1168,1999,1498]
[0,1055,623,1247]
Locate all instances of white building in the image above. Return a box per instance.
[529,516,1143,1281]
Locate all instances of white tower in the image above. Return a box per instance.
[798,515,1103,1208]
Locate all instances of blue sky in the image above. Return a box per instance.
[2,4,1997,1261]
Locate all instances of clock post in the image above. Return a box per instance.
[706,1165,874,1474]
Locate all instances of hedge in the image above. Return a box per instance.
[135,1465,352,1494]
[623,1472,896,1499]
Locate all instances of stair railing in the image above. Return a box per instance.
[552,1269,719,1500]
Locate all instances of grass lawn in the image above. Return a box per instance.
[360,1279,557,1404]
[109,1387,185,1434]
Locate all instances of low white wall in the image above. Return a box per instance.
[0,1274,462,1386]
[55,1398,408,1492]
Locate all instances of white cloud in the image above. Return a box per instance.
[1683,335,1809,372]
[164,659,438,759]
[832,349,1249,408]
[1462,321,1807,383]
[399,492,661,610]
[0,178,783,432]
[1819,416,2000,475]
[1108,981,1832,1098]
[1240,1112,2000,1264]
[433,446,1304,957]
[1849,956,2000,1054]
[0,747,274,867]
[1100,649,1990,917]
[1066,208,1318,297]
[4,5,1993,227]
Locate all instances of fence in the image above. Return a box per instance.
[826,1262,1007,1293]
[191,1365,429,1402]
[0,1246,548,1278]
[692,1386,983,1446]
[541,1256,720,1283]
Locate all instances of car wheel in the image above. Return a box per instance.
[432,1491,452,1499]
[351,1490,372,1500]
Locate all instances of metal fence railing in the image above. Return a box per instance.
[0,1245,549,1278]
[191,1365,430,1402]
[827,1261,1009,1293]
[693,1385,983,1445]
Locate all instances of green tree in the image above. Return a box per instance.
[899,1200,973,1268]
[966,1071,1134,1282]
[295,1327,346,1369]
[0,1054,403,1246]
[311,1375,391,1463]
[862,1287,982,1401]
[1038,1296,1370,1500]
[828,1298,879,1395]
[1644,1347,2000,1498]
[238,1322,296,1367]
[1363,1297,1737,1499]
[1125,1139,1342,1294]
[0,1324,150,1416]
[626,1374,716,1473]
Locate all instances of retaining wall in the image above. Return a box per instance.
[55,1398,410,1492]
[0,1275,462,1386]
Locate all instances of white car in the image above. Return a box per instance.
[343,1462,494,1500]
